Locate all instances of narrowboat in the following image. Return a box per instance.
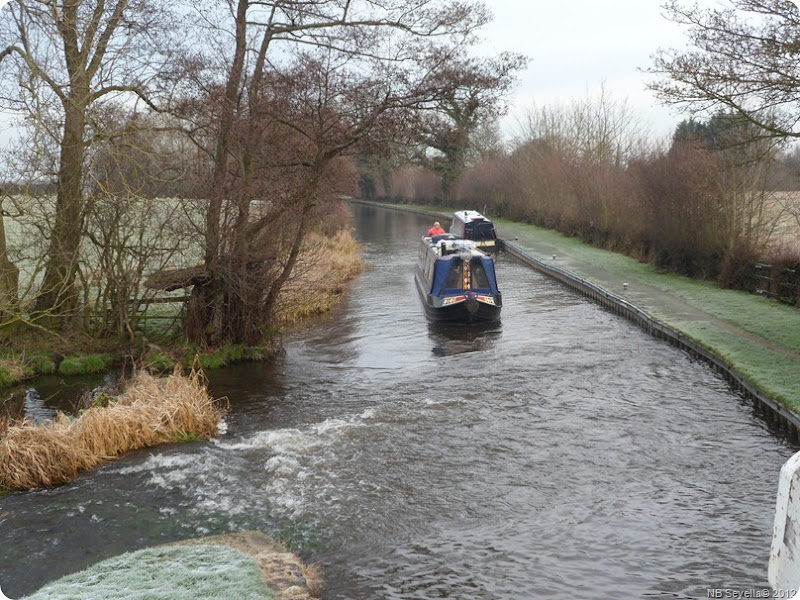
[414,233,502,322]
[449,210,498,250]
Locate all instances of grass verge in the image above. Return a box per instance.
[57,353,114,376]
[21,545,272,600]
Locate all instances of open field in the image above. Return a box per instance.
[2,195,201,302]
[765,191,800,256]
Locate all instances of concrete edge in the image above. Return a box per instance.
[500,239,800,440]
[349,198,800,437]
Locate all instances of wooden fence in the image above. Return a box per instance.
[89,295,189,335]
[748,263,800,307]
[134,296,188,333]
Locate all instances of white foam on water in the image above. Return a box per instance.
[215,428,306,452]
[116,452,197,475]
[214,417,371,517]
[264,454,302,477]
[102,414,377,520]
[359,407,377,420]
[105,401,454,520]
[111,449,253,517]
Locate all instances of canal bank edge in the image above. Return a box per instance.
[19,531,320,600]
[500,240,800,439]
[0,228,365,392]
[350,199,800,438]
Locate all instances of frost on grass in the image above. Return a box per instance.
[22,545,273,600]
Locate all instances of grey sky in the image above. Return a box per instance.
[0,0,725,148]
[479,0,698,140]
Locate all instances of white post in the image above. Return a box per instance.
[769,450,800,597]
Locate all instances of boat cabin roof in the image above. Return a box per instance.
[424,233,485,258]
[453,210,491,224]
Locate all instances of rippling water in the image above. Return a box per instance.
[0,204,797,599]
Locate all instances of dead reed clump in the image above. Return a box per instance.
[0,416,96,489]
[275,229,364,325]
[0,367,227,491]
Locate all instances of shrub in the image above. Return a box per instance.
[58,353,114,376]
[0,362,25,387]
[28,353,57,375]
[0,368,227,490]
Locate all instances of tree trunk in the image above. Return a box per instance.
[0,202,19,322]
[34,102,87,327]
[261,199,315,322]
[194,0,250,346]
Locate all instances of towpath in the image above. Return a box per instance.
[356,200,800,421]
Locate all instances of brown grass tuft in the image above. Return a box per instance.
[0,367,227,491]
[170,530,324,599]
[275,229,364,325]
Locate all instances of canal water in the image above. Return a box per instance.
[0,203,797,599]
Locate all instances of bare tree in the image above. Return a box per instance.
[517,85,646,168]
[167,0,493,346]
[412,52,527,204]
[0,0,176,330]
[81,125,198,339]
[649,0,800,140]
[510,88,649,242]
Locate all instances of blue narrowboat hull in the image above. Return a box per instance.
[414,267,502,323]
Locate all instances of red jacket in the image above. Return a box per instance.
[427,226,446,236]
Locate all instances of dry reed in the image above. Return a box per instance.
[275,229,364,324]
[171,530,324,598]
[0,367,226,491]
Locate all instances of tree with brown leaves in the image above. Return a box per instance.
[172,0,494,345]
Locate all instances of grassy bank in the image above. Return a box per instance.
[0,228,364,389]
[19,531,322,600]
[274,229,365,325]
[363,200,800,412]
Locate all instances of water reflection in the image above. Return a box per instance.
[4,370,124,423]
[22,388,58,425]
[2,372,110,422]
[427,320,502,357]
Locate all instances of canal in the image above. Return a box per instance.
[0,203,796,599]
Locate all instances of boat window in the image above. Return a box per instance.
[468,221,495,241]
[445,260,463,289]
[426,252,436,280]
[470,258,490,289]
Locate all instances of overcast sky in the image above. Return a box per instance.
[2,0,790,146]
[478,0,704,141]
